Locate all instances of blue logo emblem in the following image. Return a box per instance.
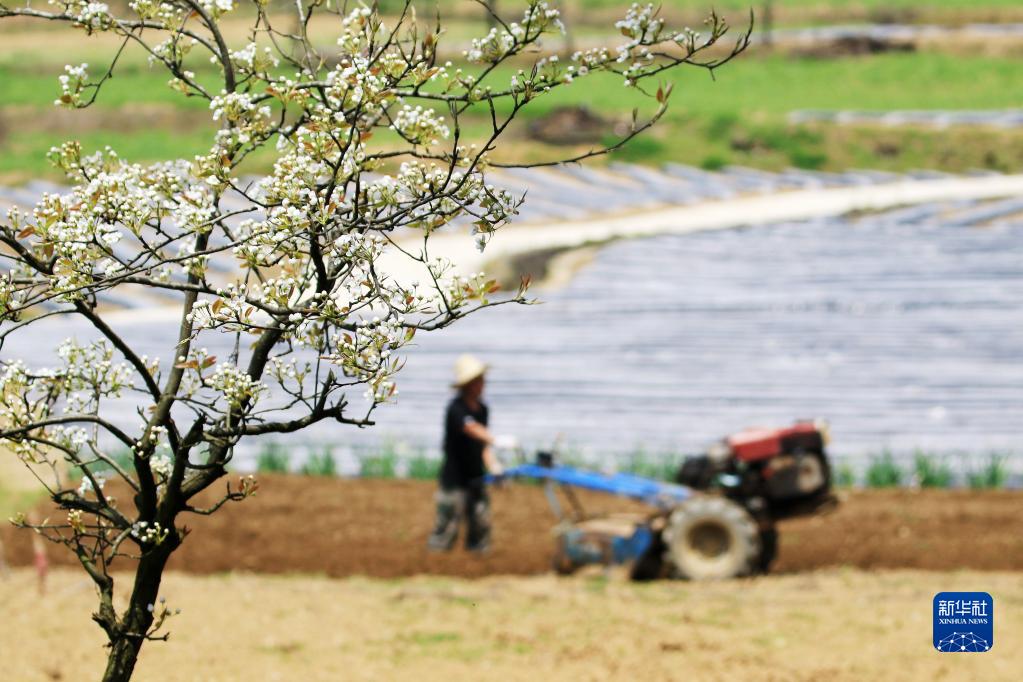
[933,592,993,652]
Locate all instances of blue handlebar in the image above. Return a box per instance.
[489,463,692,509]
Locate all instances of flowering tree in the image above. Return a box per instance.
[0,1,748,679]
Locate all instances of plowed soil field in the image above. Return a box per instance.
[3,476,1022,576]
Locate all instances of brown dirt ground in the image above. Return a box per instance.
[2,567,1022,682]
[3,476,1022,577]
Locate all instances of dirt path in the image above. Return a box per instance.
[2,476,1021,577]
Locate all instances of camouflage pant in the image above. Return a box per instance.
[427,486,491,552]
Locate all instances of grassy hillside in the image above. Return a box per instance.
[3,12,1023,181]
[422,0,1023,26]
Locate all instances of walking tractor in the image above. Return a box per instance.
[491,420,837,580]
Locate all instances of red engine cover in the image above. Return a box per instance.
[728,422,820,462]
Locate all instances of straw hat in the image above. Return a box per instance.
[451,354,488,388]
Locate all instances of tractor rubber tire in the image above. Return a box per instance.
[663,496,761,580]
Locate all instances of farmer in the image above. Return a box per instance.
[427,354,504,553]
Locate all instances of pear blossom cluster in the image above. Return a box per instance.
[77,473,107,496]
[229,42,279,75]
[150,452,173,480]
[55,62,89,107]
[209,91,267,125]
[0,390,88,464]
[206,362,267,410]
[197,0,233,19]
[465,27,518,65]
[67,508,85,533]
[615,3,665,43]
[171,185,217,234]
[50,0,112,32]
[128,0,184,25]
[149,36,200,69]
[130,520,169,546]
[391,105,450,146]
[465,2,564,64]
[268,357,311,394]
[57,338,135,407]
[23,146,216,298]
[335,5,376,54]
[132,424,167,456]
[208,91,274,154]
[326,316,412,404]
[0,361,31,422]
[0,340,132,445]
[0,272,21,315]
[321,54,398,114]
[382,162,519,236]
[37,424,91,459]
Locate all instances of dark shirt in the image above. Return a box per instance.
[440,396,488,489]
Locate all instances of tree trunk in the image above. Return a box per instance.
[101,539,176,682]
[103,636,145,682]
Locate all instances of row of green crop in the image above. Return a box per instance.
[63,442,1016,490]
[833,452,1011,490]
[255,442,443,480]
[253,443,1016,490]
[254,442,687,481]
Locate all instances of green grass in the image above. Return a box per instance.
[256,443,291,474]
[511,52,1023,119]
[358,439,403,479]
[913,452,953,488]
[865,452,903,488]
[968,454,1009,490]
[0,61,214,110]
[568,0,1023,9]
[618,448,678,481]
[425,0,1023,19]
[301,448,338,477]
[0,128,219,182]
[7,47,1023,180]
[406,454,441,480]
[834,462,856,488]
[841,452,1015,489]
[426,0,953,8]
[360,453,398,478]
[479,51,1023,172]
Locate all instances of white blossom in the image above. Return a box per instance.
[207,362,266,409]
[77,473,106,496]
[55,63,89,108]
[391,105,450,146]
[131,520,169,546]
